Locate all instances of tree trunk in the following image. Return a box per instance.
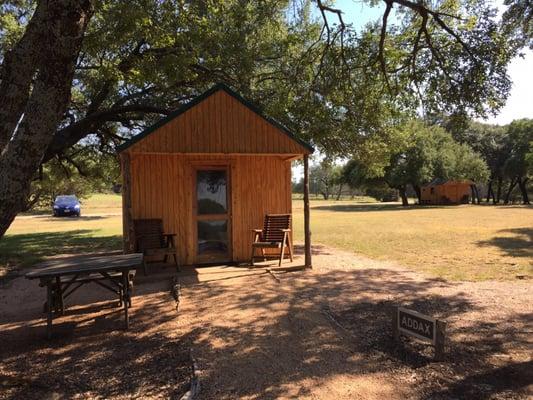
[336,183,343,201]
[474,185,481,204]
[0,0,94,237]
[399,187,409,206]
[496,177,502,204]
[504,177,517,205]
[0,2,49,151]
[321,190,329,200]
[413,184,422,203]
[486,179,493,203]
[518,177,530,205]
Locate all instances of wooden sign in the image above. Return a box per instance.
[398,307,436,343]
[392,306,446,361]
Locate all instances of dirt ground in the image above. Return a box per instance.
[1,245,532,399]
[0,271,191,399]
[176,246,532,400]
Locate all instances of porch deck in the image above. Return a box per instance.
[139,255,308,286]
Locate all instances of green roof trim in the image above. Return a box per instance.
[117,82,314,153]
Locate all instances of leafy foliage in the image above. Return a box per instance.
[0,0,523,162]
[0,0,529,234]
[502,0,533,49]
[340,120,488,204]
[527,142,533,175]
[27,146,119,210]
[503,119,533,179]
[308,160,344,200]
[385,121,489,187]
[452,118,532,203]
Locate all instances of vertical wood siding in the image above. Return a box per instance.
[129,153,292,265]
[128,90,308,155]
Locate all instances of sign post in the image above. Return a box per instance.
[392,306,446,361]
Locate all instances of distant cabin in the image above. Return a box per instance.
[420,179,475,205]
[118,83,313,266]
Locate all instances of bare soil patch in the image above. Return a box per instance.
[0,245,531,399]
[176,245,532,399]
[0,273,191,399]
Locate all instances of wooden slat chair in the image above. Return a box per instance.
[251,214,293,266]
[133,219,179,275]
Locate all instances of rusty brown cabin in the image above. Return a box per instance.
[420,179,475,205]
[118,84,313,266]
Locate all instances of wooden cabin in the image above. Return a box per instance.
[420,179,475,205]
[118,84,313,266]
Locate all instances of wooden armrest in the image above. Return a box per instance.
[281,229,291,232]
[252,229,262,233]
[163,233,176,237]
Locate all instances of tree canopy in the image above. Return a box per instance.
[450,118,532,204]
[340,120,489,205]
[0,0,529,235]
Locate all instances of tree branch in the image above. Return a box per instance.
[42,104,170,162]
[379,0,393,91]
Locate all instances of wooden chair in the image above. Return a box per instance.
[251,214,293,266]
[133,219,179,274]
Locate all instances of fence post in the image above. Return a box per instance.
[392,306,399,341]
[434,320,446,361]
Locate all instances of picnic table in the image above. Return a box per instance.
[25,253,143,339]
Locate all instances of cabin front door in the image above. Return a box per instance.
[194,167,232,264]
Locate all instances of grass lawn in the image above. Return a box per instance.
[1,194,123,278]
[293,201,533,281]
[1,194,532,281]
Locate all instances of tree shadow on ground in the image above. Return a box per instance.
[293,243,336,256]
[0,280,192,399]
[176,265,532,399]
[1,255,531,399]
[312,203,446,212]
[477,228,533,259]
[0,230,122,282]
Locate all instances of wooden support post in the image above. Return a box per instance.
[122,271,130,330]
[46,283,53,340]
[303,154,312,268]
[434,320,446,361]
[55,276,64,315]
[121,153,134,253]
[392,306,399,341]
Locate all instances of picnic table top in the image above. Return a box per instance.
[25,253,143,280]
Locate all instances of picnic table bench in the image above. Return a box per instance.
[25,253,143,339]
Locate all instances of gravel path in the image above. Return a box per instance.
[176,245,532,399]
[0,274,191,399]
[0,245,531,399]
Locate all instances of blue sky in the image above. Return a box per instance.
[326,0,532,125]
[292,1,532,179]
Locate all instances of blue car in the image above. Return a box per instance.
[53,195,81,217]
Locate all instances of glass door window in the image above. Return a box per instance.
[195,168,230,262]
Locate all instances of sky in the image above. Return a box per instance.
[482,50,533,125]
[292,0,532,180]
[327,0,533,125]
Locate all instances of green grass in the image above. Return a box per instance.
[291,194,379,202]
[81,193,122,211]
[21,193,123,216]
[2,194,532,281]
[292,201,533,281]
[1,217,122,274]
